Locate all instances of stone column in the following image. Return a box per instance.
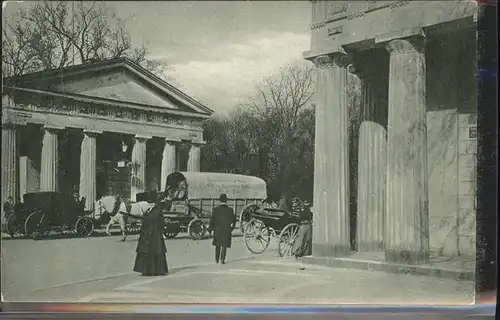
[79,130,100,211]
[40,126,61,191]
[311,53,351,257]
[356,60,389,252]
[384,36,430,264]
[187,143,202,172]
[160,139,178,193]
[1,123,19,222]
[130,136,149,202]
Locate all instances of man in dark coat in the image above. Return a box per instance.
[209,194,236,264]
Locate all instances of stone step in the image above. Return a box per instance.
[302,256,474,281]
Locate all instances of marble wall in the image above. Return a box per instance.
[425,29,476,257]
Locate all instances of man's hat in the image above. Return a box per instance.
[219,193,228,203]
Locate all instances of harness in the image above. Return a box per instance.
[111,197,121,216]
[110,196,131,215]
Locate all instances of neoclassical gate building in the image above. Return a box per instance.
[2,58,212,218]
[305,1,477,263]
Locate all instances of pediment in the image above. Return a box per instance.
[3,58,213,116]
[52,70,181,110]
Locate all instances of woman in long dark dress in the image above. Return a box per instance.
[291,202,313,259]
[131,196,170,276]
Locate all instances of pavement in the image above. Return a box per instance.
[74,259,475,305]
[303,252,476,281]
[1,229,475,305]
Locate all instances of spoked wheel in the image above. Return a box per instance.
[278,223,300,257]
[75,216,95,238]
[188,218,207,240]
[164,219,180,239]
[58,223,76,236]
[127,222,141,234]
[239,204,260,233]
[6,214,21,238]
[243,218,271,254]
[24,210,51,240]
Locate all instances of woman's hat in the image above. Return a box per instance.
[219,194,228,203]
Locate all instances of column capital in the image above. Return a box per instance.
[375,27,426,54]
[83,129,102,137]
[385,37,426,54]
[134,135,152,142]
[44,125,65,130]
[2,122,18,130]
[43,125,64,134]
[313,52,352,69]
[190,141,206,147]
[165,137,182,144]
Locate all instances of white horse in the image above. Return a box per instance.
[94,196,153,241]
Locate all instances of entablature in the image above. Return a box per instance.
[2,92,205,143]
[308,1,477,59]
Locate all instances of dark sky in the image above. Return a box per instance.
[3,1,312,114]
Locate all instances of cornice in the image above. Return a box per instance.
[3,86,210,120]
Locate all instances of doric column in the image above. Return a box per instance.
[79,130,100,211]
[1,123,19,222]
[311,52,351,257]
[384,36,430,264]
[40,126,61,191]
[161,139,178,192]
[187,142,202,172]
[130,136,150,202]
[356,57,389,252]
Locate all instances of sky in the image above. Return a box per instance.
[3,1,312,115]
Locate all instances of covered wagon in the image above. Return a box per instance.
[157,171,267,240]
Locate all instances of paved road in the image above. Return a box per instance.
[2,231,475,304]
[73,259,475,305]
[2,229,276,301]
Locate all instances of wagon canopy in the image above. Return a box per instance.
[166,172,267,200]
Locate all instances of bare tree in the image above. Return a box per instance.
[244,62,316,203]
[2,1,168,77]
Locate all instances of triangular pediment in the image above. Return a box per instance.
[3,58,213,116]
[54,71,181,110]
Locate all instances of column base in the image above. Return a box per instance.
[385,249,429,265]
[313,243,351,257]
[357,241,384,252]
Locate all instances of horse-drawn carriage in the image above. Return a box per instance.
[4,191,95,240]
[137,171,268,240]
[241,198,308,257]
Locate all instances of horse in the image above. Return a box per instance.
[94,195,154,242]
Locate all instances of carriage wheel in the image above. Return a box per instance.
[164,230,179,239]
[6,214,20,238]
[278,223,300,257]
[239,204,259,233]
[243,218,271,254]
[188,218,207,240]
[75,216,95,238]
[24,211,51,240]
[128,222,141,234]
[60,223,76,236]
[164,219,180,239]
